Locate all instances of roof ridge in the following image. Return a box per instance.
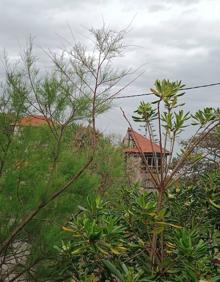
[128,128,155,144]
[26,114,48,120]
[126,127,169,154]
[17,115,51,126]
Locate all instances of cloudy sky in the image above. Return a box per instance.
[0,0,219,140]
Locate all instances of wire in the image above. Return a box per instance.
[113,82,220,100]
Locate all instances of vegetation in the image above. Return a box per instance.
[0,26,219,281]
[0,26,128,281]
[52,182,220,281]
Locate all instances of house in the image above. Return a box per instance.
[123,128,169,189]
[16,115,51,126]
[13,115,53,133]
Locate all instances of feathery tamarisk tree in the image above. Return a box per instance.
[50,25,140,148]
[0,26,134,281]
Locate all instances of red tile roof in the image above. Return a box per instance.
[124,128,169,154]
[17,115,51,126]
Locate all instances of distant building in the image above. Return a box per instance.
[13,115,53,133]
[123,128,169,189]
[17,115,51,126]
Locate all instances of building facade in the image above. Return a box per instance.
[123,128,169,189]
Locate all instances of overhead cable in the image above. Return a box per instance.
[113,82,220,100]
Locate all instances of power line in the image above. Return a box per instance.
[113,82,220,100]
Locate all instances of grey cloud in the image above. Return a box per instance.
[0,0,219,138]
[121,0,200,12]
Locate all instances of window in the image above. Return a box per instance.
[142,154,162,169]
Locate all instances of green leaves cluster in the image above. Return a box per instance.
[167,229,211,281]
[162,110,190,135]
[60,196,127,258]
[151,79,185,109]
[52,181,220,281]
[192,107,218,126]
[132,102,157,123]
[133,79,220,146]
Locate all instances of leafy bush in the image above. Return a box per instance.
[52,181,220,281]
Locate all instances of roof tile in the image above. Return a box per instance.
[18,115,51,126]
[124,128,168,154]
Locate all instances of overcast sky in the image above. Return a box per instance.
[0,0,219,140]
